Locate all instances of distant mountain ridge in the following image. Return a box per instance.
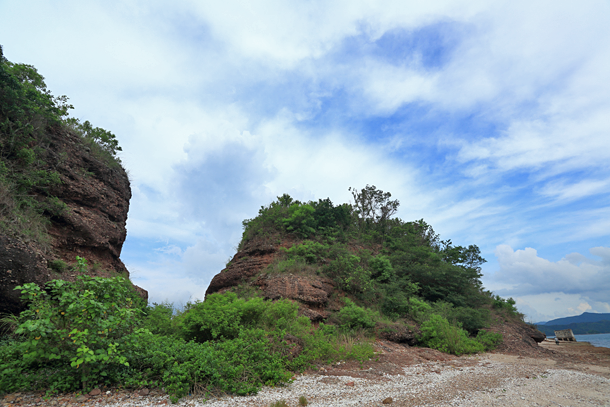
[537,312,610,326]
[535,312,610,336]
[537,320,610,336]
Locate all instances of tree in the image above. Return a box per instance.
[349,185,399,235]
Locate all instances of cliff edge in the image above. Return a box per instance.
[0,47,145,314]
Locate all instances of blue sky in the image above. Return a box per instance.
[2,0,609,322]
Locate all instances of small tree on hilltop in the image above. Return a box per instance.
[349,185,400,236]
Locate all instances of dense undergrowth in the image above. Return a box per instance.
[0,45,122,247]
[0,271,375,402]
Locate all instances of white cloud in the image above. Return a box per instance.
[2,1,610,310]
[486,244,610,320]
[512,292,610,323]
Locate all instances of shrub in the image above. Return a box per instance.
[284,240,329,264]
[492,295,523,319]
[475,330,502,351]
[418,314,484,356]
[450,307,490,335]
[325,254,374,296]
[125,329,292,403]
[142,302,178,337]
[407,297,432,323]
[2,275,143,393]
[336,298,379,331]
[283,203,316,237]
[369,255,394,282]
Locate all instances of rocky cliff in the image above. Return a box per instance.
[0,126,145,314]
[206,236,338,322]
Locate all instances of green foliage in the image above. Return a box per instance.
[449,307,491,335]
[492,295,521,317]
[241,195,351,246]
[349,184,399,237]
[378,280,419,320]
[407,297,433,323]
[299,395,308,406]
[1,275,143,393]
[179,292,300,342]
[64,118,122,167]
[418,314,484,355]
[336,298,379,331]
[284,240,329,264]
[475,330,502,351]
[325,254,373,296]
[283,203,316,238]
[124,329,292,403]
[269,400,289,407]
[141,302,177,337]
[369,255,394,282]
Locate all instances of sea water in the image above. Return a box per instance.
[573,333,610,349]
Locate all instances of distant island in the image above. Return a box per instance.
[536,312,610,336]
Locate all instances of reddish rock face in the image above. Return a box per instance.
[0,127,146,314]
[257,274,335,306]
[205,236,337,321]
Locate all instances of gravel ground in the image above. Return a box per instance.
[4,355,608,407]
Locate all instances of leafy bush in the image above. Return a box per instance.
[475,330,502,351]
[418,314,484,355]
[325,254,374,296]
[284,240,329,264]
[336,298,379,331]
[450,307,490,335]
[369,255,394,282]
[123,329,292,403]
[1,275,143,393]
[492,295,523,319]
[407,297,432,323]
[141,302,177,337]
[380,282,419,320]
[283,203,317,238]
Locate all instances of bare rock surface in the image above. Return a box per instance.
[205,236,340,322]
[0,127,146,314]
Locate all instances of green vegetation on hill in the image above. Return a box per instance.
[241,187,519,330]
[0,45,122,247]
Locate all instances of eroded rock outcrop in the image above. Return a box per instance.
[205,236,338,321]
[0,127,146,314]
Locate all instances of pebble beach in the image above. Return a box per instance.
[3,341,610,407]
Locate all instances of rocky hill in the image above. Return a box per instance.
[0,46,145,314]
[206,191,546,348]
